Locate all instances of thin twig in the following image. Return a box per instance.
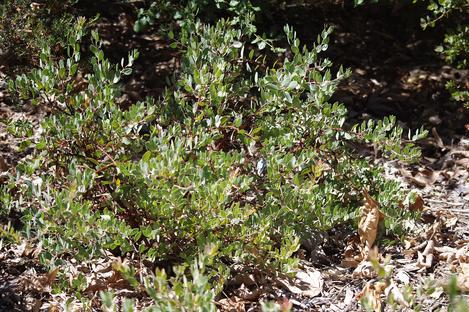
[439,208,469,214]
[425,199,465,206]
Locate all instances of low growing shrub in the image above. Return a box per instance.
[6,1,426,297]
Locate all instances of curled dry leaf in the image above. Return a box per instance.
[416,240,434,271]
[341,235,362,268]
[435,244,469,264]
[400,167,439,188]
[352,261,376,279]
[358,191,384,260]
[356,281,387,312]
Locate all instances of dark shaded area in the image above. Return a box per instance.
[0,254,47,312]
[76,0,468,143]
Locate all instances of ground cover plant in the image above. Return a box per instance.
[0,0,468,311]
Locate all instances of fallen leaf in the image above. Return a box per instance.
[416,240,434,271]
[358,191,384,259]
[435,244,469,264]
[395,270,410,285]
[341,235,362,268]
[0,155,7,172]
[400,167,439,187]
[385,282,409,307]
[458,263,469,292]
[277,269,323,298]
[295,269,323,297]
[408,194,424,211]
[431,127,444,149]
[217,297,247,311]
[353,260,376,279]
[356,281,387,312]
[46,268,59,286]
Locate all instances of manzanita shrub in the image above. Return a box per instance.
[423,0,469,108]
[4,0,427,303]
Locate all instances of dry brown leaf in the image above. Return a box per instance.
[295,270,323,297]
[217,297,247,312]
[341,235,363,268]
[358,191,384,259]
[0,155,7,172]
[356,281,387,312]
[352,261,376,279]
[385,282,409,307]
[400,167,439,187]
[435,244,469,264]
[408,194,424,211]
[277,269,323,298]
[431,127,444,148]
[458,263,469,292]
[46,268,59,286]
[416,240,434,271]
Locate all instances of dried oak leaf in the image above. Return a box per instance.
[358,191,384,259]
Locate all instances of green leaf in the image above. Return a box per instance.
[121,68,132,76]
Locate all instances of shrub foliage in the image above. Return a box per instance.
[2,0,430,307]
